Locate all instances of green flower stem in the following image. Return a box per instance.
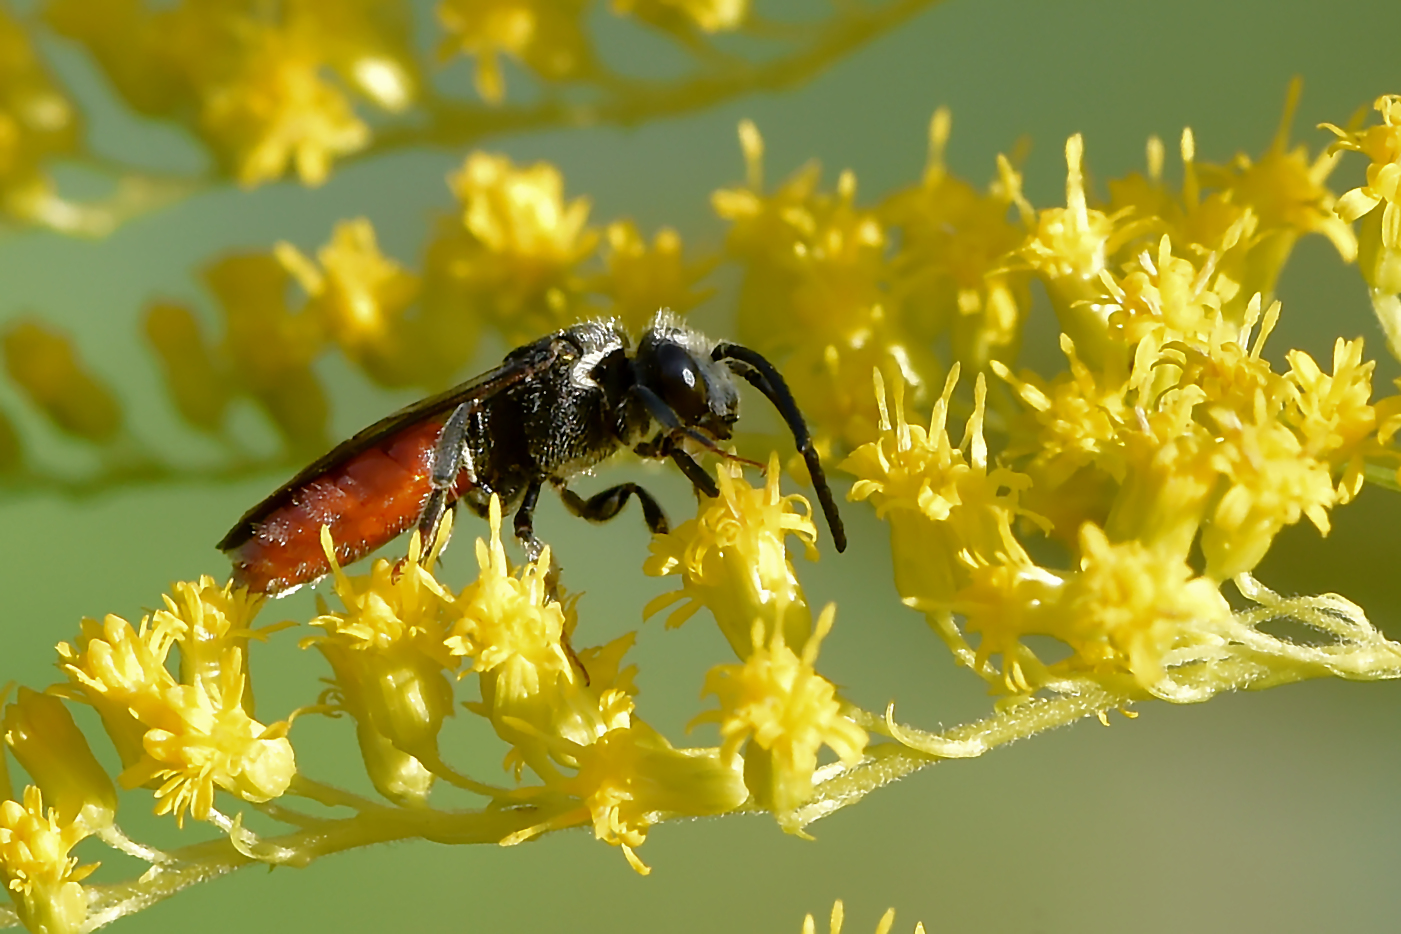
[796,686,1119,830]
[71,796,579,931]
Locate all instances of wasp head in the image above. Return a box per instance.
[635,315,739,440]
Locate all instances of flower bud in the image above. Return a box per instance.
[3,688,116,834]
[144,301,230,432]
[318,641,436,806]
[2,319,122,442]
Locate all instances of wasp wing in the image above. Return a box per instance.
[218,334,571,551]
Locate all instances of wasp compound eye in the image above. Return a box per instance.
[652,341,710,425]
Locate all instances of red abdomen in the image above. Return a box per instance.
[224,418,466,595]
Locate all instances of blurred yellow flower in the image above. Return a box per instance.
[202,28,369,186]
[882,108,1032,372]
[714,119,948,450]
[437,0,590,104]
[278,218,422,386]
[0,6,79,223]
[144,301,231,434]
[433,151,598,342]
[613,0,747,34]
[203,252,329,453]
[1,319,122,444]
[600,220,716,333]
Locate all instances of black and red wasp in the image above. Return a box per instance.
[220,312,846,596]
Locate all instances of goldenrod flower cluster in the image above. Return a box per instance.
[0,0,860,230]
[123,152,711,458]
[2,5,1401,927]
[0,466,858,929]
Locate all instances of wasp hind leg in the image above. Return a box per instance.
[416,401,478,562]
[557,482,670,535]
[513,479,548,564]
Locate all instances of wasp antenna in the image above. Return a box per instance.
[711,342,847,553]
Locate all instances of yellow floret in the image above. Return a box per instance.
[0,787,97,934]
[693,605,867,822]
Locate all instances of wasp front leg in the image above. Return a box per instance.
[416,401,478,560]
[634,435,719,499]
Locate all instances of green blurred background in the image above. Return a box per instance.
[3,0,1401,931]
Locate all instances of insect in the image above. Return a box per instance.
[220,312,846,596]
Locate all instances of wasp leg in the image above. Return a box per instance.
[417,401,477,560]
[629,384,760,468]
[633,436,719,499]
[514,479,546,563]
[557,482,670,535]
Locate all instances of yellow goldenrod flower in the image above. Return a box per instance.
[277,218,422,386]
[843,368,1036,607]
[309,528,457,774]
[1,319,122,444]
[201,28,369,187]
[693,605,867,822]
[0,786,97,934]
[436,0,590,105]
[1285,337,1377,499]
[1017,135,1140,365]
[1155,299,1341,578]
[801,900,927,934]
[506,718,746,875]
[316,641,438,806]
[713,120,939,450]
[155,575,267,718]
[434,151,598,342]
[882,108,1032,372]
[1323,94,1401,358]
[1099,85,1354,325]
[446,499,615,779]
[2,689,117,835]
[143,301,231,433]
[1191,82,1355,309]
[1056,523,1231,689]
[612,0,748,34]
[953,556,1064,692]
[58,614,295,826]
[1098,235,1227,347]
[1323,95,1401,234]
[959,523,1232,694]
[600,220,716,333]
[645,455,820,657]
